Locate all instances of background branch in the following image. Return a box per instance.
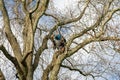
[61,65,94,77]
[67,37,120,57]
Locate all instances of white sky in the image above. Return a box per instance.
[53,0,79,10]
[1,0,120,80]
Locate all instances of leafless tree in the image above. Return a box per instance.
[0,0,120,80]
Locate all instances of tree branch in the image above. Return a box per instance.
[21,50,32,64]
[67,36,120,57]
[41,51,60,80]
[29,0,40,13]
[61,65,94,77]
[44,13,59,22]
[67,7,120,48]
[32,0,50,32]
[102,0,114,15]
[33,0,90,71]
[0,45,15,63]
[0,69,5,80]
[48,8,120,78]
[26,0,33,7]
[58,0,90,26]
[0,45,24,76]
[28,0,49,72]
[0,0,22,61]
[33,35,48,71]
[21,0,29,14]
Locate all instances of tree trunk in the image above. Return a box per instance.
[22,14,34,80]
[16,70,33,80]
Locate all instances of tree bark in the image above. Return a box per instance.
[0,0,120,80]
[0,69,5,80]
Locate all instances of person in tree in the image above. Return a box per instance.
[51,30,66,52]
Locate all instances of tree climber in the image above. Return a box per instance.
[51,29,66,52]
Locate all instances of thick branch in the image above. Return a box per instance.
[49,48,68,80]
[32,0,50,32]
[0,45,16,63]
[0,0,22,61]
[22,10,34,80]
[0,45,24,77]
[21,50,32,64]
[0,1,27,78]
[42,51,61,80]
[42,63,53,80]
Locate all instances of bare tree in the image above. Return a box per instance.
[0,0,120,80]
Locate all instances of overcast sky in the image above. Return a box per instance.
[53,0,79,10]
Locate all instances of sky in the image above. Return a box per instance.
[54,0,71,10]
[0,0,120,80]
[53,0,79,11]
